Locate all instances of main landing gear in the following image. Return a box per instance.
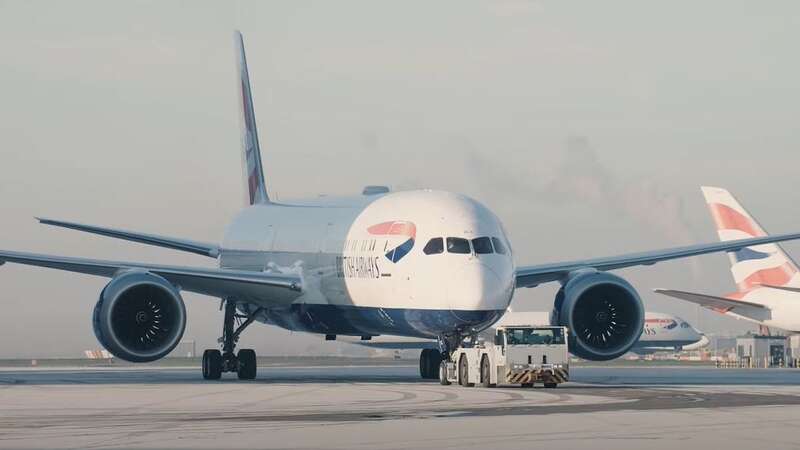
[202,301,262,380]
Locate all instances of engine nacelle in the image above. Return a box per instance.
[92,271,186,362]
[552,271,644,361]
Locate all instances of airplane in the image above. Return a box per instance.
[349,310,707,356]
[657,186,800,332]
[635,312,707,353]
[1,33,799,381]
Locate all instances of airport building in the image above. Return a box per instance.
[736,335,788,368]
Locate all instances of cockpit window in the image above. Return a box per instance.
[491,237,508,255]
[446,237,471,254]
[423,238,444,255]
[472,237,493,254]
[680,322,690,328]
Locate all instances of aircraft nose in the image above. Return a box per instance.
[448,263,511,311]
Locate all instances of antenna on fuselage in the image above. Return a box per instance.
[235,30,270,205]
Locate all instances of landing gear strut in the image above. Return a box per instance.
[420,333,462,381]
[202,301,261,380]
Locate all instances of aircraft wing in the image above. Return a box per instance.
[515,232,800,288]
[0,250,302,305]
[760,285,800,294]
[653,288,772,325]
[36,218,220,258]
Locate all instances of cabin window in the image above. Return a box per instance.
[446,237,471,254]
[491,237,508,255]
[423,238,444,255]
[472,237,493,254]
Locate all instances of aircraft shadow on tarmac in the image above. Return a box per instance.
[2,366,800,387]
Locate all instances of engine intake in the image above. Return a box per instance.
[93,271,186,362]
[553,271,644,361]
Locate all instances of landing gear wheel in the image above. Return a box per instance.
[202,349,222,380]
[544,382,558,389]
[237,349,257,380]
[419,349,442,379]
[521,382,534,388]
[202,301,264,380]
[480,356,495,388]
[439,360,451,385]
[420,349,432,379]
[458,355,474,387]
[429,351,441,379]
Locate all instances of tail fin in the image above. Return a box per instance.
[701,186,800,291]
[235,31,269,205]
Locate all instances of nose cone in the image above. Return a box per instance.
[448,263,512,311]
[683,334,710,351]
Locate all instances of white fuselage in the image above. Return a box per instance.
[637,312,705,351]
[219,190,516,339]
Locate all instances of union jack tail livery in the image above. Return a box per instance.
[236,31,269,205]
[701,186,800,291]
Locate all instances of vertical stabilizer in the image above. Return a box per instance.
[701,186,799,291]
[235,31,269,205]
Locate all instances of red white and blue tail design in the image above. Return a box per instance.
[702,186,800,292]
[236,31,269,205]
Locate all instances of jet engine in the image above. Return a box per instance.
[552,271,644,361]
[92,271,186,362]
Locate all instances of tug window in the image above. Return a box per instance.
[472,237,493,254]
[446,237,471,254]
[491,237,508,255]
[423,237,444,255]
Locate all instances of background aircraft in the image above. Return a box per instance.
[352,310,707,356]
[0,35,797,380]
[657,186,800,332]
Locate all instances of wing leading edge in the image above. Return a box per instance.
[515,232,800,288]
[0,250,301,306]
[37,217,220,258]
[653,288,769,322]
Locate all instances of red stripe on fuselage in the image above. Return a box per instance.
[248,172,258,204]
[368,221,417,239]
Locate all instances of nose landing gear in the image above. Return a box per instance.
[201,300,262,380]
[419,348,442,379]
[420,333,463,381]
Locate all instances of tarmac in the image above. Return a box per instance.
[2,363,800,449]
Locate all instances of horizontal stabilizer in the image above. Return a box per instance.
[654,288,768,322]
[37,218,220,258]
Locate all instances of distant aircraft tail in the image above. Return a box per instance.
[235,31,269,205]
[701,186,800,292]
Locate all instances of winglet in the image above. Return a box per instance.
[235,30,269,205]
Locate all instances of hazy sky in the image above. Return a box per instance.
[1,1,799,358]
